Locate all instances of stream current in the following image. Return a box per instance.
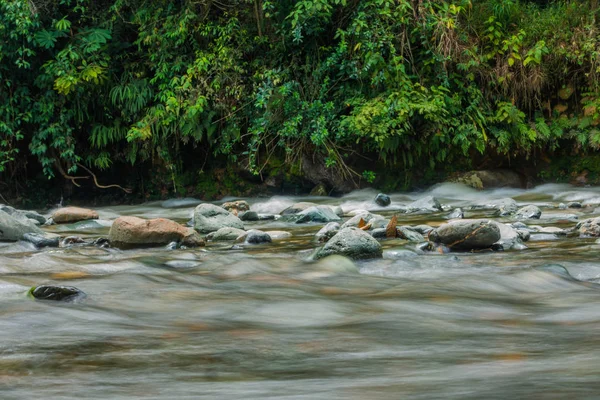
[2,183,600,399]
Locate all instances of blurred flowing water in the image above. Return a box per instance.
[2,183,600,399]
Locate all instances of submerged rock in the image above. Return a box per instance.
[29,285,86,302]
[375,193,391,207]
[52,207,99,224]
[515,205,542,219]
[406,196,442,213]
[429,220,501,251]
[0,210,44,241]
[21,233,59,248]
[316,227,383,260]
[207,227,247,241]
[109,216,191,247]
[193,204,244,233]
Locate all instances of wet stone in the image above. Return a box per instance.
[375,193,391,207]
[515,205,542,219]
[21,233,59,248]
[29,285,86,302]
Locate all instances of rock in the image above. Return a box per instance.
[207,227,247,241]
[490,221,527,250]
[290,206,341,224]
[61,236,86,246]
[238,229,272,244]
[446,208,464,219]
[258,214,276,221]
[166,241,179,250]
[397,227,425,242]
[0,210,43,241]
[312,255,359,274]
[333,206,344,217]
[316,227,383,260]
[29,285,86,302]
[370,228,387,239]
[341,212,383,229]
[558,203,567,210]
[429,220,501,251]
[451,170,523,189]
[567,201,582,209]
[21,233,59,248]
[194,204,244,233]
[0,205,46,225]
[281,202,318,215]
[496,199,519,216]
[221,200,250,216]
[516,229,531,242]
[375,193,391,207]
[310,183,328,196]
[315,222,341,243]
[109,216,189,247]
[413,225,434,235]
[265,231,292,240]
[576,217,600,237]
[92,237,110,248]
[515,205,542,219]
[161,198,202,209]
[239,211,259,221]
[52,207,99,224]
[406,196,442,213]
[181,230,205,248]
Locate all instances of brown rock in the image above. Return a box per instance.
[109,216,189,247]
[52,207,99,224]
[222,200,250,216]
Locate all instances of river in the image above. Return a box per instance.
[2,183,600,399]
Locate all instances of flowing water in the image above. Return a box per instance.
[2,183,600,399]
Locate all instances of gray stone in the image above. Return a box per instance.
[193,204,244,233]
[397,227,425,242]
[21,233,59,248]
[0,205,46,225]
[341,212,383,229]
[446,208,464,219]
[239,229,272,244]
[281,202,318,215]
[429,219,501,251]
[316,227,383,260]
[315,222,341,243]
[291,206,341,224]
[412,225,435,235]
[265,231,292,240]
[375,193,391,207]
[567,202,582,209]
[558,203,567,210]
[406,196,442,213]
[370,228,387,239]
[239,211,259,221]
[0,210,43,241]
[515,205,542,219]
[490,221,527,250]
[207,227,247,241]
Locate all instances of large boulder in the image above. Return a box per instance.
[193,204,244,233]
[429,220,501,251]
[316,227,383,260]
[0,210,43,241]
[451,170,523,189]
[52,207,99,224]
[515,205,542,220]
[109,216,197,247]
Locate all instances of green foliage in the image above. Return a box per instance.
[2,0,600,191]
